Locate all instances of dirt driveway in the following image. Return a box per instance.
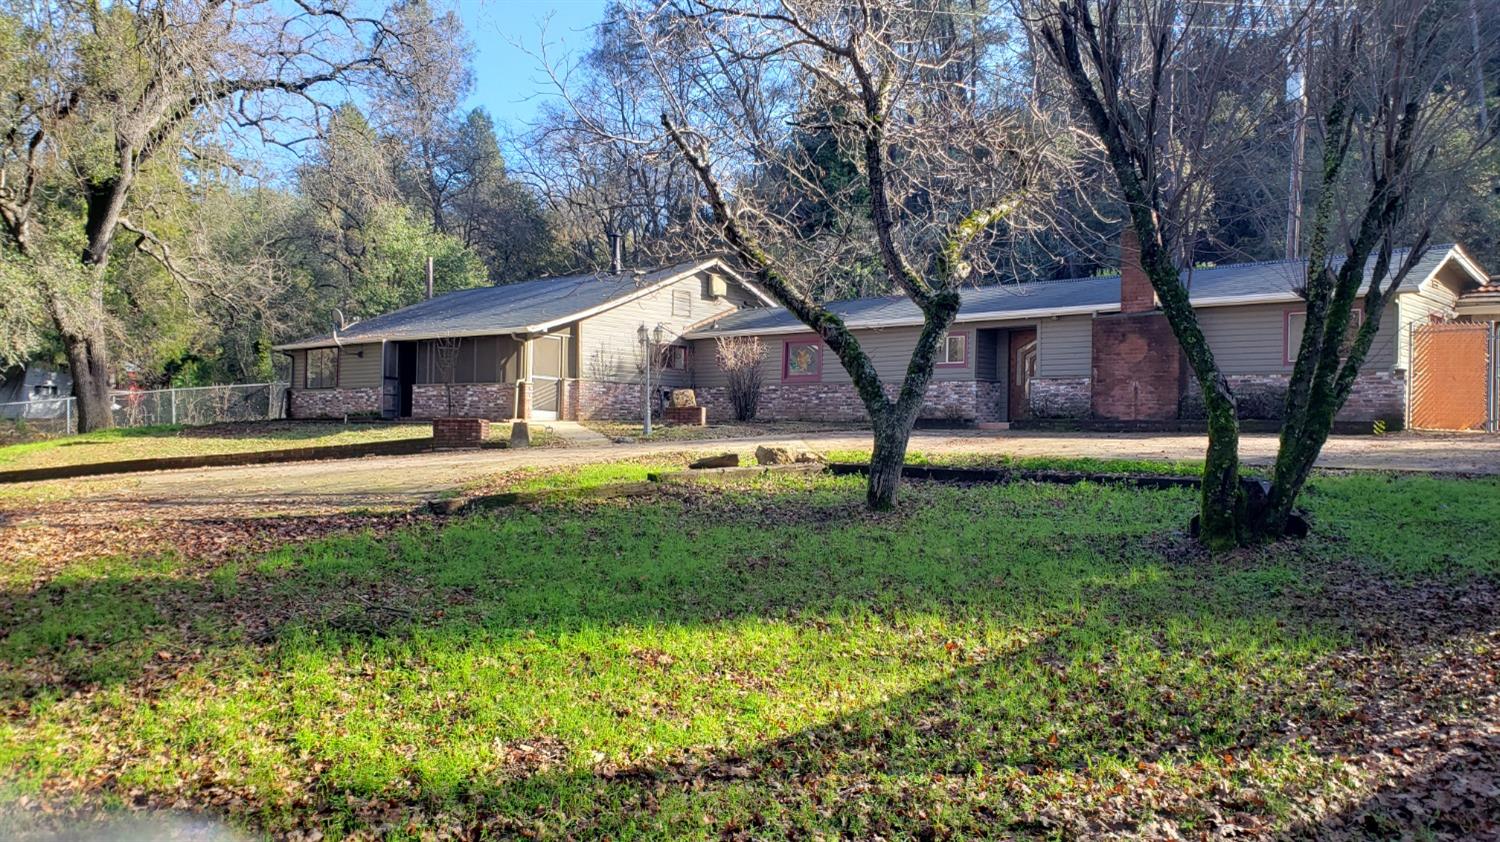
[3,428,1496,521]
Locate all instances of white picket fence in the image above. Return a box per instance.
[0,382,289,438]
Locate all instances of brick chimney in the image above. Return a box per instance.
[1090,225,1184,422]
[1119,227,1156,313]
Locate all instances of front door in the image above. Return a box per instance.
[530,334,566,420]
[397,342,417,417]
[1008,328,1038,421]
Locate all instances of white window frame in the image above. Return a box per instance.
[937,332,968,366]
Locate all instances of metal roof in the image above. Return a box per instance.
[274,259,723,351]
[686,245,1465,338]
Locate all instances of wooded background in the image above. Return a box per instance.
[2,0,1495,389]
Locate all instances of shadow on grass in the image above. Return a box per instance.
[2,474,1498,837]
[1295,737,1500,840]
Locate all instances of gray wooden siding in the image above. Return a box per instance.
[1036,316,1092,377]
[1196,304,1293,374]
[288,351,303,388]
[1193,298,1402,376]
[691,323,999,389]
[975,330,1000,381]
[579,270,759,388]
[1393,271,1461,369]
[337,343,382,389]
[998,336,1011,417]
[1365,299,1400,371]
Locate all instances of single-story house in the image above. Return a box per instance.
[274,258,775,421]
[275,239,1493,429]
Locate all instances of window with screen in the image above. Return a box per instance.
[306,348,337,389]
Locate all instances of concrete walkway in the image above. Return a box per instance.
[3,429,1495,520]
[529,420,613,447]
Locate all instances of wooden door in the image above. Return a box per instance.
[1008,328,1038,421]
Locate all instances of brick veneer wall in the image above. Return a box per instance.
[579,380,646,421]
[692,380,986,423]
[1339,371,1406,423]
[1091,311,1184,421]
[411,384,515,420]
[975,381,1007,423]
[289,388,381,419]
[1179,371,1406,424]
[432,417,489,449]
[1028,377,1092,419]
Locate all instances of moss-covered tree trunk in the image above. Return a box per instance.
[1131,212,1243,548]
[665,112,977,512]
[867,413,911,509]
[1259,56,1424,540]
[861,292,960,509]
[1040,9,1244,548]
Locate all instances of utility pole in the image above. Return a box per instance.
[1285,25,1309,260]
[1470,0,1490,132]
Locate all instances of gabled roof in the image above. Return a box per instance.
[275,258,768,351]
[687,244,1478,338]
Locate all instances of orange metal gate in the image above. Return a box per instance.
[1408,322,1496,432]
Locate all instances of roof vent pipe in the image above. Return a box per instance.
[425,255,434,299]
[608,231,623,275]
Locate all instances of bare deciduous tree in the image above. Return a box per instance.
[1035,0,1307,547]
[1262,0,1498,536]
[634,0,1065,508]
[1034,0,1497,545]
[0,0,414,431]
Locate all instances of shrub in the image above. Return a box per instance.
[715,336,767,421]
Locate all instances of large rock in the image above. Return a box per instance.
[755,445,825,465]
[669,389,698,408]
[689,452,739,469]
[756,447,828,465]
[755,445,795,465]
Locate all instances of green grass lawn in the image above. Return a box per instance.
[1,466,1497,839]
[822,447,1215,477]
[0,421,436,472]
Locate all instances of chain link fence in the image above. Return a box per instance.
[1408,322,1497,432]
[0,382,289,440]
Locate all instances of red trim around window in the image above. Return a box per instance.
[936,330,970,368]
[782,339,823,382]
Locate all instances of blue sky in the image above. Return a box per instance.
[456,0,610,134]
